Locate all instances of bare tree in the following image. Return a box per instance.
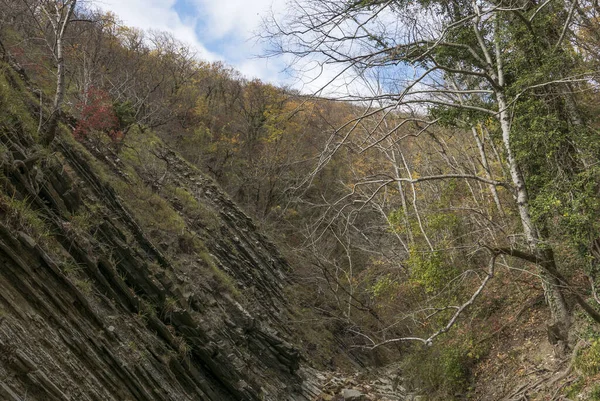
[28,0,78,144]
[264,0,600,345]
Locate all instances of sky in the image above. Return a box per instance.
[94,0,295,86]
[93,0,373,97]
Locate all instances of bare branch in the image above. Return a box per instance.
[360,173,509,188]
[365,252,497,349]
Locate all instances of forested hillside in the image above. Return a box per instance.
[2,0,600,400]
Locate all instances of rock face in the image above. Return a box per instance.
[0,63,319,400]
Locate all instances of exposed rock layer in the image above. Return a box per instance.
[0,63,320,400]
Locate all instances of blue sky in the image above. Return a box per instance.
[96,0,290,84]
[95,0,372,96]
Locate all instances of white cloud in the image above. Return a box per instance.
[93,0,362,94]
[94,0,219,61]
[190,0,292,82]
[233,57,281,82]
[94,0,292,83]
[193,0,279,41]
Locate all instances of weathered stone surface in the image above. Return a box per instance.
[0,64,318,401]
[341,388,366,400]
[316,369,410,401]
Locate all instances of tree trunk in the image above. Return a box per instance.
[471,125,503,216]
[44,39,65,144]
[389,147,413,247]
[497,91,570,330]
[42,0,77,145]
[400,152,434,251]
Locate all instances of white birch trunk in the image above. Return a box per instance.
[43,0,77,145]
[497,91,570,329]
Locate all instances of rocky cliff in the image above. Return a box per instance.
[0,62,320,400]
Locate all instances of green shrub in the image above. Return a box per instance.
[402,337,483,399]
[0,65,38,137]
[0,194,49,241]
[407,247,458,294]
[590,384,600,401]
[370,274,400,301]
[576,340,600,377]
[112,178,186,235]
[564,379,585,399]
[165,185,220,230]
[195,250,240,298]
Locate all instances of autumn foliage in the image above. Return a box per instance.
[73,87,122,142]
